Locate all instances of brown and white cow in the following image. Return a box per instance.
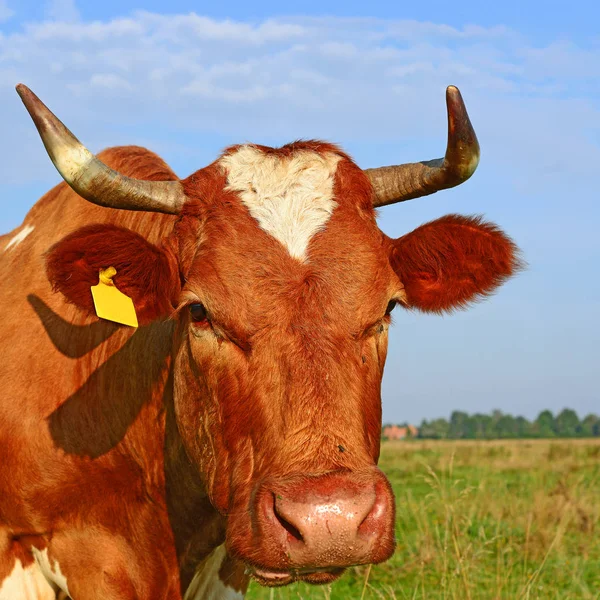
[0,85,520,599]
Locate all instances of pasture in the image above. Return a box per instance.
[247,439,600,599]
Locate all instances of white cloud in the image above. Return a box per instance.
[136,11,306,45]
[89,73,132,91]
[0,0,14,23]
[45,0,80,23]
[0,11,597,196]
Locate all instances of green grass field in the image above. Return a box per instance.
[246,439,600,599]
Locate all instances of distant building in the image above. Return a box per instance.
[382,424,418,440]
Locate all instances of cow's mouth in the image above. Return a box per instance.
[249,565,347,587]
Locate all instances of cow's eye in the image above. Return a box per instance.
[385,300,397,316]
[189,303,209,324]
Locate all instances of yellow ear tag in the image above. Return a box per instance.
[91,267,138,328]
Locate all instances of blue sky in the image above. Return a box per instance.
[1,0,598,424]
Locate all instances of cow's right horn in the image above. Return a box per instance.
[16,84,186,215]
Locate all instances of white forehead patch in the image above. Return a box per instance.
[219,146,341,261]
[5,224,34,251]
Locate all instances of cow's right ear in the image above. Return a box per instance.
[46,224,180,325]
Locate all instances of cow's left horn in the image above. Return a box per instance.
[16,84,186,214]
[365,86,480,207]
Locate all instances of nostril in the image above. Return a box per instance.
[358,508,371,531]
[273,494,304,543]
[357,482,390,537]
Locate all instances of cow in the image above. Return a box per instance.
[0,84,520,599]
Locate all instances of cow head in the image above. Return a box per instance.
[18,85,521,586]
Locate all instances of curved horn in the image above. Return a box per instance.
[365,86,480,208]
[16,84,186,214]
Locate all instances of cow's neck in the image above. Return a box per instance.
[162,377,227,592]
[162,368,249,598]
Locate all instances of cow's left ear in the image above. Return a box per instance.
[389,214,522,313]
[46,224,180,325]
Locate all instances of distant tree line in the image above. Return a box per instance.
[385,409,600,440]
[418,409,600,439]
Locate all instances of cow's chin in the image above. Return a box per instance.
[248,565,347,587]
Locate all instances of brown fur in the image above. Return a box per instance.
[0,141,520,598]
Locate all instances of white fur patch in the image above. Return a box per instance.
[31,548,70,597]
[0,558,56,600]
[4,225,34,251]
[220,146,341,261]
[184,545,244,600]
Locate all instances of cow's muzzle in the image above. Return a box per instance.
[230,468,396,584]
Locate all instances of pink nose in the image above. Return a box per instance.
[254,470,395,569]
